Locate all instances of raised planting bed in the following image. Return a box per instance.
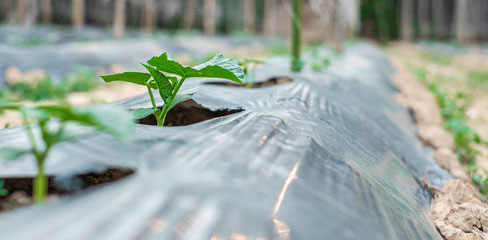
[0,42,450,239]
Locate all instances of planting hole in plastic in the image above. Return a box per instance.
[138,99,243,126]
[0,168,134,212]
[205,77,292,88]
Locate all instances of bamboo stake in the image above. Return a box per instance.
[291,0,302,72]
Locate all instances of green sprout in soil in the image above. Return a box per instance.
[101,52,244,126]
[0,101,133,203]
[0,180,8,196]
[239,59,264,88]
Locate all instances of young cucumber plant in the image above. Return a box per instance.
[0,101,133,203]
[101,53,244,126]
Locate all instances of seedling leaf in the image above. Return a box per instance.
[130,108,159,119]
[100,72,153,87]
[190,54,244,83]
[148,53,244,83]
[147,52,187,77]
[141,64,173,102]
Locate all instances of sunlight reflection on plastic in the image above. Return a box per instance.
[273,218,291,240]
[147,217,168,234]
[273,162,300,216]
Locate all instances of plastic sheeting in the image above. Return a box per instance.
[0,25,274,86]
[0,42,450,239]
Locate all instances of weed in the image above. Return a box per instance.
[63,67,99,92]
[428,83,488,195]
[421,51,453,65]
[1,67,99,102]
[0,101,133,203]
[467,70,488,88]
[101,52,244,126]
[10,78,66,101]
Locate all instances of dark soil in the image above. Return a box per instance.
[138,99,243,126]
[205,77,292,88]
[0,168,133,212]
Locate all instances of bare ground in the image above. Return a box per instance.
[389,42,488,240]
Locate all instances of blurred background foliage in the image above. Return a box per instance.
[0,0,486,46]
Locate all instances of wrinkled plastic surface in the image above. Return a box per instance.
[0,42,449,240]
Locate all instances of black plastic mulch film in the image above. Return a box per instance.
[0,43,450,239]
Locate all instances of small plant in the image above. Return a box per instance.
[239,59,264,88]
[0,101,133,203]
[0,180,8,196]
[101,52,244,126]
[2,67,99,102]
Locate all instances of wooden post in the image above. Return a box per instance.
[400,0,414,40]
[455,0,469,43]
[243,0,255,33]
[432,0,447,38]
[5,0,16,23]
[16,0,28,24]
[417,0,430,39]
[182,0,198,30]
[264,0,276,36]
[41,0,52,24]
[113,0,126,39]
[144,0,155,31]
[203,0,217,35]
[24,0,39,26]
[72,0,85,29]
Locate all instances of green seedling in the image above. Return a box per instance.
[0,180,7,196]
[3,123,9,129]
[101,52,244,126]
[2,67,99,102]
[239,59,264,88]
[0,101,133,203]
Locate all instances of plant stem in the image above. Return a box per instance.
[33,157,47,204]
[159,77,186,126]
[33,125,53,204]
[147,85,157,110]
[146,84,162,126]
[291,0,302,72]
